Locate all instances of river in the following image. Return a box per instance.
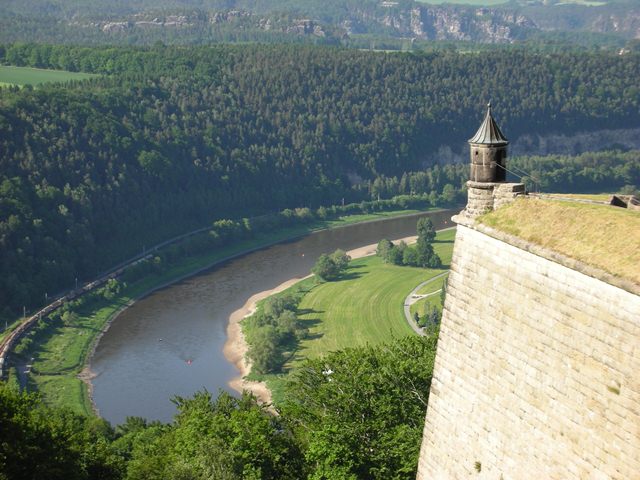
[90,209,454,424]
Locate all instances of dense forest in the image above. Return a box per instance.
[1,44,639,316]
[1,334,437,479]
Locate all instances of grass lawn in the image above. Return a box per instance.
[546,193,613,202]
[16,207,441,414]
[410,273,449,320]
[410,291,443,320]
[23,295,145,414]
[416,272,449,296]
[0,66,96,86]
[28,375,92,416]
[479,198,640,285]
[288,228,455,367]
[252,228,455,402]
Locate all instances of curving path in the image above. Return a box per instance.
[403,272,449,336]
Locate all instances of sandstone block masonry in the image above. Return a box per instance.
[464,181,525,218]
[417,221,640,479]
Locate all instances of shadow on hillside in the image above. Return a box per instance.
[297,316,324,342]
[337,271,364,281]
[288,341,323,364]
[335,264,367,281]
[304,332,324,341]
[298,315,322,329]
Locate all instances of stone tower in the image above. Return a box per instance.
[463,104,525,218]
[469,103,508,183]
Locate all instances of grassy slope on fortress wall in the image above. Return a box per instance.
[14,207,431,415]
[479,198,640,284]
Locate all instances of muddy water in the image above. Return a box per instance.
[91,210,454,424]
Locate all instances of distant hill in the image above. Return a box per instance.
[0,0,639,47]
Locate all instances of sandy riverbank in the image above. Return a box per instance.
[223,234,419,404]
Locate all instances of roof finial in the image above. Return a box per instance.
[468,101,508,145]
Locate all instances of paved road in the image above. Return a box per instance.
[403,271,449,336]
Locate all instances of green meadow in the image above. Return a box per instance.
[278,228,454,368]
[0,66,96,86]
[254,228,455,401]
[410,273,449,320]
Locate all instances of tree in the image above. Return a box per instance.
[416,218,436,244]
[312,249,350,281]
[276,310,298,338]
[330,249,351,271]
[441,184,458,204]
[1,44,638,318]
[126,391,305,480]
[415,218,441,268]
[0,382,123,480]
[428,306,441,325]
[402,247,418,266]
[247,326,282,374]
[440,280,447,306]
[282,336,438,479]
[415,239,442,269]
[137,150,170,178]
[263,294,297,319]
[312,254,339,281]
[387,241,406,265]
[376,239,394,262]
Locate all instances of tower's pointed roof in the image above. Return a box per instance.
[468,103,509,145]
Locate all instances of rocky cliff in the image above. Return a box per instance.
[75,2,640,45]
[342,2,640,43]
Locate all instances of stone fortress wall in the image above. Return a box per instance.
[416,215,640,479]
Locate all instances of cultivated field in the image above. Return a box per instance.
[0,66,96,86]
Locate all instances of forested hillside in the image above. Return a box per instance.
[1,44,639,315]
